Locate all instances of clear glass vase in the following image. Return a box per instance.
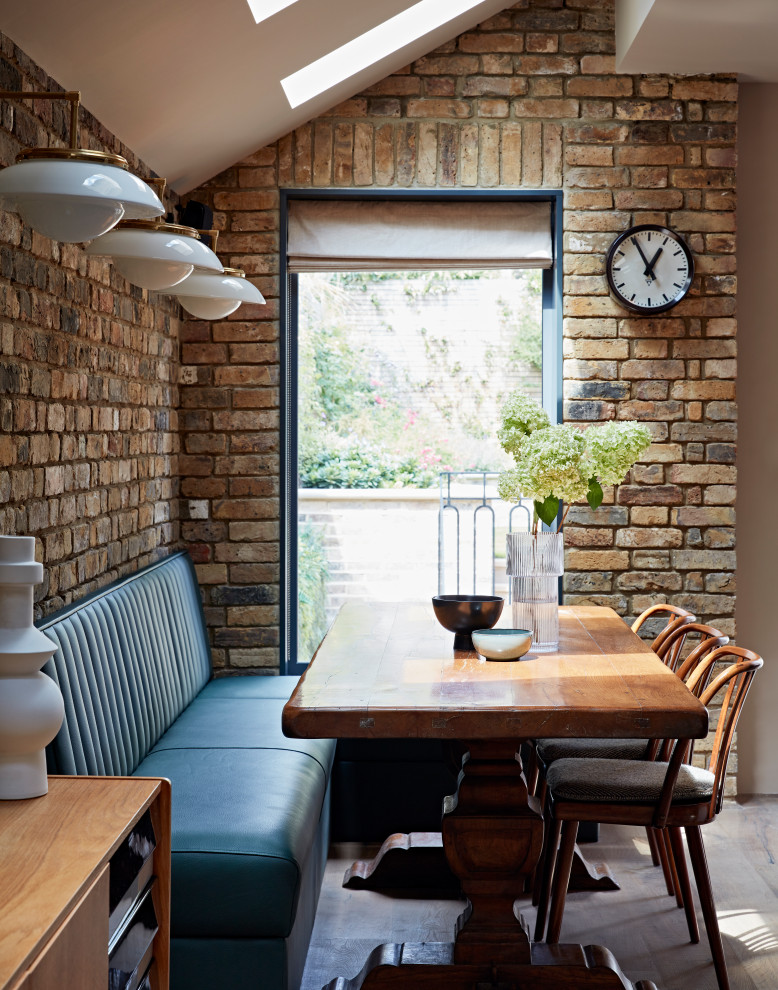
[506,532,564,653]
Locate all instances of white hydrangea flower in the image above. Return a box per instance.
[497,468,524,504]
[497,392,551,458]
[502,424,591,505]
[496,390,653,527]
[585,421,653,486]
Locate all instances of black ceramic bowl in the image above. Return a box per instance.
[431,594,504,650]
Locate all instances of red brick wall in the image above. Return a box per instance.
[0,34,182,614]
[183,0,737,674]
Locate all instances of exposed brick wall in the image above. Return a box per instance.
[0,33,182,615]
[183,0,737,674]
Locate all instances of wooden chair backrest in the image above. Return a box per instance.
[654,648,763,825]
[656,622,729,679]
[632,604,696,656]
[651,625,729,762]
[649,612,696,658]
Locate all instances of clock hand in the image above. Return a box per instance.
[632,238,652,276]
[645,247,663,280]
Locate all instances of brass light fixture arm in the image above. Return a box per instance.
[146,177,167,198]
[0,90,82,149]
[196,229,220,251]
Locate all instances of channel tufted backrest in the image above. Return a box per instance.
[40,552,212,776]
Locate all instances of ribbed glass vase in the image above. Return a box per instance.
[506,532,564,653]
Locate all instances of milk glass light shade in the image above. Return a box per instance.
[176,267,266,319]
[0,148,164,243]
[86,220,224,290]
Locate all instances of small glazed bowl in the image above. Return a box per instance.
[432,594,504,650]
[472,628,533,661]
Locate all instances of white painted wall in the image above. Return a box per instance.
[735,84,778,794]
[616,0,778,81]
[0,0,511,191]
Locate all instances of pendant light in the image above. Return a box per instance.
[0,90,163,242]
[85,219,223,290]
[176,267,266,319]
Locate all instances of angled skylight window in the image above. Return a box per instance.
[246,0,299,25]
[281,0,487,108]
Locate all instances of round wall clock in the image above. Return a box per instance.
[605,224,694,314]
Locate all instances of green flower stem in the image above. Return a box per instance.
[555,502,571,533]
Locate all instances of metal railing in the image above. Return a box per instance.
[437,472,532,595]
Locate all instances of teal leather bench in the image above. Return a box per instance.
[40,551,334,990]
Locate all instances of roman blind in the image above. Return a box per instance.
[287,199,553,272]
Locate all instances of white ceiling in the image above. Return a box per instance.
[0,0,509,193]
[616,0,778,82]
[1,0,777,194]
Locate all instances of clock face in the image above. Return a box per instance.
[605,225,694,314]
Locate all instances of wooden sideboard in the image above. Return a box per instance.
[0,776,171,990]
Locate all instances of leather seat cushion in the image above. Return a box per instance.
[134,747,327,938]
[149,688,335,776]
[546,757,715,804]
[200,675,300,701]
[536,737,649,763]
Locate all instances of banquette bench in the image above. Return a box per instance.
[38,550,335,990]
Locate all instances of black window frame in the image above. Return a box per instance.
[279,188,563,676]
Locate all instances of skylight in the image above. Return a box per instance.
[281,0,487,108]
[246,0,299,25]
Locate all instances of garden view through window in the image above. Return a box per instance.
[296,269,544,664]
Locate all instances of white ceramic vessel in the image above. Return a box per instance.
[0,536,64,799]
[472,627,533,661]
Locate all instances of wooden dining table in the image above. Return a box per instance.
[283,602,709,990]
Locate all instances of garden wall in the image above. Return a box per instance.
[299,487,516,631]
[300,490,441,628]
[0,32,182,615]
[181,0,737,674]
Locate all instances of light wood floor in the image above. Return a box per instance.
[302,796,778,990]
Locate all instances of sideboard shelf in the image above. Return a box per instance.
[0,776,171,990]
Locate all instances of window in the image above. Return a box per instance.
[281,191,562,674]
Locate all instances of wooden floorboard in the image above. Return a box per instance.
[302,796,778,990]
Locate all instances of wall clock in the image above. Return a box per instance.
[605,224,694,314]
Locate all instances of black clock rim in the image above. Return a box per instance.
[606,224,694,315]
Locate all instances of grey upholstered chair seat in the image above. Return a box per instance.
[536,737,649,763]
[545,757,715,804]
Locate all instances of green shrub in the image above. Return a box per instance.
[297,523,330,663]
[299,439,437,489]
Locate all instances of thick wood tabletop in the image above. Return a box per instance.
[283,603,708,742]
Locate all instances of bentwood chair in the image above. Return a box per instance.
[632,602,695,641]
[535,617,710,768]
[527,606,697,796]
[633,603,697,666]
[531,621,727,910]
[535,647,763,990]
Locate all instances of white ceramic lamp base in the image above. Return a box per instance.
[0,536,63,800]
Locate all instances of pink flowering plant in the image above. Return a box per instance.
[497,391,652,531]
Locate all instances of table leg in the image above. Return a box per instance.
[324,941,660,990]
[342,738,617,898]
[327,739,659,990]
[343,832,460,893]
[342,833,618,896]
[442,739,543,964]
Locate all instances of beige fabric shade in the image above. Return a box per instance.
[287,199,553,272]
